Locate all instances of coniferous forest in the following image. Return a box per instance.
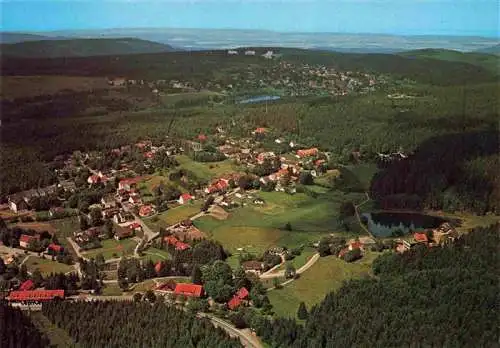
[0,303,50,348]
[254,224,499,347]
[42,301,241,348]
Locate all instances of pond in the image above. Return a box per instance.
[238,95,281,104]
[361,212,448,238]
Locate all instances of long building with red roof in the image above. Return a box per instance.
[173,283,203,297]
[7,290,64,302]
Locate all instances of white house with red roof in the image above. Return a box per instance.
[87,172,108,185]
[178,193,194,205]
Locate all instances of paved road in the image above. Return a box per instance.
[200,313,263,348]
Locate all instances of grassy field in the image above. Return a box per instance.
[82,238,137,260]
[194,190,358,266]
[145,202,202,230]
[268,251,381,318]
[141,247,171,263]
[24,256,75,276]
[29,312,79,348]
[176,155,241,181]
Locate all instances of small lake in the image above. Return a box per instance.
[238,95,281,104]
[361,212,448,238]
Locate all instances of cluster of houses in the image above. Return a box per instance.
[17,232,64,255]
[395,222,458,253]
[227,49,278,59]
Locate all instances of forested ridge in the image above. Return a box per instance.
[42,301,241,348]
[255,224,499,347]
[370,130,500,214]
[0,303,50,348]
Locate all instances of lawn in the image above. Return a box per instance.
[141,247,171,263]
[24,256,75,276]
[344,163,379,191]
[82,238,138,260]
[268,251,380,318]
[176,155,241,181]
[131,279,156,292]
[101,283,124,296]
[145,202,202,229]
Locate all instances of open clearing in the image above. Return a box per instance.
[82,238,137,260]
[141,247,172,263]
[176,155,241,181]
[24,256,75,276]
[195,190,360,263]
[273,247,316,272]
[145,202,202,229]
[268,251,381,318]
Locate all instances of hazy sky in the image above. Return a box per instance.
[2,0,499,37]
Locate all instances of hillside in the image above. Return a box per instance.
[2,47,497,86]
[475,44,500,55]
[0,37,175,58]
[0,32,64,44]
[399,48,500,73]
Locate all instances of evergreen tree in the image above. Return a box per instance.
[297,301,308,320]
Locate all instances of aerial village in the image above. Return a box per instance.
[0,122,458,313]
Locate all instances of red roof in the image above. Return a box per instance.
[144,151,154,159]
[197,134,208,142]
[179,193,193,202]
[297,148,319,158]
[164,236,191,250]
[8,290,64,301]
[48,243,64,253]
[19,234,33,244]
[236,287,249,299]
[139,205,153,217]
[174,283,203,297]
[19,280,34,291]
[255,127,267,134]
[414,232,429,243]
[154,261,163,274]
[315,159,326,166]
[338,248,349,258]
[128,222,142,230]
[228,287,250,310]
[119,176,144,186]
[228,296,242,310]
[350,241,363,250]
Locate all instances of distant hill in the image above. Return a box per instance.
[0,32,67,44]
[1,47,496,86]
[475,44,500,55]
[399,48,499,73]
[0,38,176,58]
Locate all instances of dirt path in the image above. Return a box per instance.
[354,192,376,239]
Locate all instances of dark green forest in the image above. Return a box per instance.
[370,130,500,214]
[0,303,50,348]
[254,223,499,347]
[42,301,240,348]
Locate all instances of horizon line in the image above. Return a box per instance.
[2,26,499,40]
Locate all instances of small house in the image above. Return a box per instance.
[242,260,264,274]
[19,280,35,291]
[414,232,429,244]
[178,193,194,205]
[139,205,154,217]
[297,148,319,158]
[19,234,35,249]
[227,287,249,310]
[47,243,64,254]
